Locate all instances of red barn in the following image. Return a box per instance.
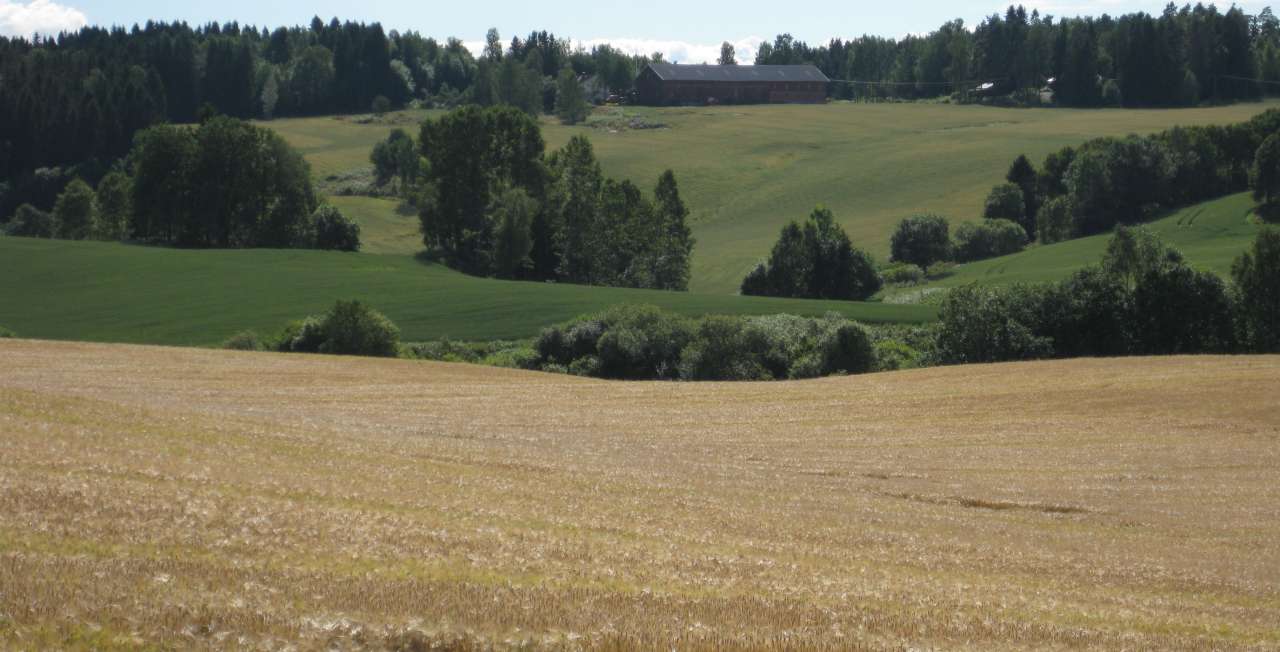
[635,63,829,106]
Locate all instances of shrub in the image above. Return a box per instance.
[320,300,400,357]
[403,339,475,363]
[1036,196,1074,244]
[0,325,15,338]
[535,326,572,364]
[481,347,541,370]
[890,214,951,269]
[825,323,875,375]
[568,355,602,377]
[1131,265,1235,355]
[924,260,957,279]
[982,183,1026,233]
[595,304,693,379]
[276,317,327,353]
[953,219,1028,262]
[1231,228,1280,352]
[222,330,264,351]
[566,320,604,359]
[6,204,55,238]
[742,314,823,378]
[52,178,97,240]
[882,263,924,286]
[1046,267,1133,357]
[372,95,392,116]
[678,316,769,381]
[313,204,361,252]
[873,339,920,371]
[532,306,880,381]
[934,284,1054,364]
[273,301,399,357]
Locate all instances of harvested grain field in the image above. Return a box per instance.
[1,340,1278,650]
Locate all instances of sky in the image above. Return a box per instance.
[1,0,1273,63]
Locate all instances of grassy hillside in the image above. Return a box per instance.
[4,340,1278,649]
[883,192,1264,302]
[0,237,932,346]
[266,101,1279,293]
[327,195,422,256]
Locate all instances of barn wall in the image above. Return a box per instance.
[638,79,827,106]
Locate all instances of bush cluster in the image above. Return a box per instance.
[402,338,540,369]
[224,300,400,357]
[881,263,925,286]
[953,219,1028,263]
[889,213,1029,269]
[532,305,879,381]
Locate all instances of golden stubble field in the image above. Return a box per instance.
[1,339,1278,650]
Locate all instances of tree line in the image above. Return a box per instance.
[0,20,655,216]
[10,5,1280,213]
[973,108,1280,252]
[935,226,1280,362]
[3,116,359,251]
[372,106,694,289]
[756,4,1273,105]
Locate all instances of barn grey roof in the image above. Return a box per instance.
[644,63,830,83]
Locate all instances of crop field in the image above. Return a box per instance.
[266,101,1280,293]
[0,237,932,346]
[1,339,1277,649]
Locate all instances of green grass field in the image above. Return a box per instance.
[882,192,1265,302]
[0,237,932,346]
[327,195,422,256]
[265,101,1280,293]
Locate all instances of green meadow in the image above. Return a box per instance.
[0,237,932,346]
[265,101,1279,294]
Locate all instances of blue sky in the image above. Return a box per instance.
[2,0,1272,62]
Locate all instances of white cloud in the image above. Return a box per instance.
[572,36,767,65]
[0,0,87,39]
[462,36,769,65]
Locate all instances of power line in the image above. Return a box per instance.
[1215,74,1280,86]
[825,77,1006,88]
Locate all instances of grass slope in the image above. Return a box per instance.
[3,340,1278,649]
[266,102,1279,293]
[0,237,932,346]
[887,192,1263,301]
[327,195,422,256]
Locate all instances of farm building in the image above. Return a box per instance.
[635,63,829,106]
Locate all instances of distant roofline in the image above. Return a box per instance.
[643,62,830,83]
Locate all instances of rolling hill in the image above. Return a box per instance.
[2,339,1277,649]
[265,101,1280,293]
[884,191,1266,302]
